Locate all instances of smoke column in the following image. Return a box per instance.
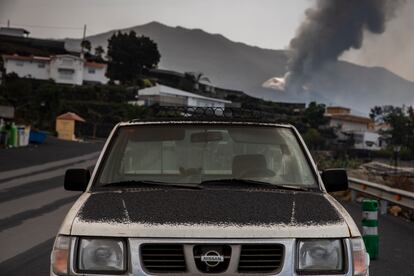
[285,0,405,92]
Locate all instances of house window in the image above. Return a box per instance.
[58,68,75,80]
[88,68,96,74]
[16,61,24,67]
[38,63,46,68]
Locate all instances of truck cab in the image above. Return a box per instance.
[51,120,369,275]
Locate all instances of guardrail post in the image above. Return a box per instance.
[362,199,379,260]
[351,190,357,201]
[379,200,388,215]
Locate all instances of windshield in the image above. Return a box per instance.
[96,124,317,188]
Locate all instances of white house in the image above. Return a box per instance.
[2,55,50,80]
[325,106,373,132]
[325,106,385,150]
[2,54,108,85]
[131,84,231,108]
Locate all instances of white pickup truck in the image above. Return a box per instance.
[51,120,369,275]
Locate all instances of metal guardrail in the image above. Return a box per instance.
[348,177,414,212]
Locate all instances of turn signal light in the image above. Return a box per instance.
[51,235,71,275]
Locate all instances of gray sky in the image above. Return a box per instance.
[0,0,311,49]
[1,0,413,81]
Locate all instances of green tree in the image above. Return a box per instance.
[371,105,414,157]
[106,31,161,84]
[303,128,324,150]
[384,107,411,146]
[303,102,328,129]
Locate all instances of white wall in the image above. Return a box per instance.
[4,55,109,85]
[83,66,108,84]
[4,59,49,80]
[353,132,382,151]
[187,97,226,108]
[50,56,84,85]
[329,119,369,132]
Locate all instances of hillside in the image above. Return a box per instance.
[65,21,414,113]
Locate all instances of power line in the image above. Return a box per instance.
[0,21,103,37]
[1,22,83,31]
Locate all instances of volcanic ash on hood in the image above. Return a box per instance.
[264,0,405,93]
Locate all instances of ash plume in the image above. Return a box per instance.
[284,0,405,92]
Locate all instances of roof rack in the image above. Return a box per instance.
[129,106,296,124]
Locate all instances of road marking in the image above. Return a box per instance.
[0,159,96,191]
[0,185,77,220]
[0,195,79,232]
[0,151,100,181]
[0,201,73,263]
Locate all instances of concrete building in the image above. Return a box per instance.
[49,55,85,85]
[131,84,232,108]
[3,55,50,80]
[2,54,108,85]
[325,106,373,132]
[325,106,383,150]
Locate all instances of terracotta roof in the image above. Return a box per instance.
[85,62,107,69]
[326,106,351,115]
[327,113,373,125]
[57,112,86,122]
[3,54,50,62]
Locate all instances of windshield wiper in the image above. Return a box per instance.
[99,180,202,190]
[199,179,311,191]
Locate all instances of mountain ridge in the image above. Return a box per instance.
[65,21,414,113]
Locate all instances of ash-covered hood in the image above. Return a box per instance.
[71,188,352,238]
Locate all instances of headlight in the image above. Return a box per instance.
[77,238,127,273]
[297,239,344,273]
[51,235,71,275]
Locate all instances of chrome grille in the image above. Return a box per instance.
[140,244,187,273]
[238,244,284,273]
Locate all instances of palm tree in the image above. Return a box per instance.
[94,46,105,62]
[94,46,105,57]
[80,40,92,53]
[185,72,210,91]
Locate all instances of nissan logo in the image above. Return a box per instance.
[200,250,224,267]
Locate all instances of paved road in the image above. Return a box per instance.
[340,200,414,276]
[0,138,102,275]
[0,140,413,275]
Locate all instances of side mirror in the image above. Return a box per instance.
[321,169,348,192]
[64,169,90,191]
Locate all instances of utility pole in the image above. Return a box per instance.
[81,24,87,56]
[82,24,87,41]
[7,20,10,27]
